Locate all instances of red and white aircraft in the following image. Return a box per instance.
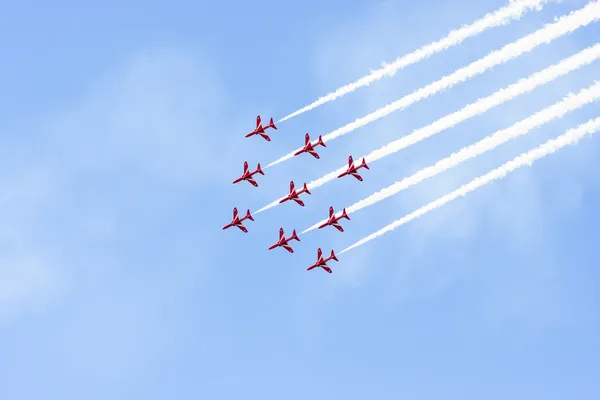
[307,248,338,274]
[245,115,277,141]
[222,207,254,233]
[232,161,264,187]
[294,133,326,159]
[268,227,300,253]
[278,181,311,207]
[318,206,350,232]
[337,155,370,181]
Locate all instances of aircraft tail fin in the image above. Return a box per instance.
[317,135,326,147]
[303,183,311,195]
[342,208,350,220]
[291,229,300,242]
[256,163,264,175]
[246,209,254,221]
[269,117,277,130]
[361,158,370,170]
[330,250,338,262]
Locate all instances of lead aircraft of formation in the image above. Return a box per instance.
[245,115,278,141]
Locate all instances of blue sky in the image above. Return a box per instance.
[1,0,599,398]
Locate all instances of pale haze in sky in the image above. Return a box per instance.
[1,0,599,399]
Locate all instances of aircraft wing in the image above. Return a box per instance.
[333,224,344,232]
[308,150,320,159]
[351,172,363,181]
[235,224,248,233]
[282,244,294,253]
[247,177,258,187]
[293,198,305,207]
[337,170,349,178]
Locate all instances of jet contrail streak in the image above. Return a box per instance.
[339,116,600,254]
[256,41,600,215]
[277,0,547,123]
[304,79,600,233]
[266,1,600,169]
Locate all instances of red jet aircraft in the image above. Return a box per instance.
[318,206,350,232]
[279,181,312,207]
[337,155,370,181]
[222,207,254,233]
[294,133,326,159]
[232,161,264,187]
[245,115,277,141]
[307,248,338,274]
[268,228,300,253]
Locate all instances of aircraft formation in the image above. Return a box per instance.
[218,1,600,276]
[223,114,370,274]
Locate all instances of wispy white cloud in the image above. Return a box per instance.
[0,47,228,325]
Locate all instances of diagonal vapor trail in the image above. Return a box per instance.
[266,1,600,169]
[339,116,600,254]
[277,0,547,123]
[304,79,600,233]
[256,41,600,215]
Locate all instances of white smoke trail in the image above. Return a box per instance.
[266,1,600,168]
[277,0,547,123]
[255,41,600,215]
[339,116,600,254]
[304,79,600,233]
